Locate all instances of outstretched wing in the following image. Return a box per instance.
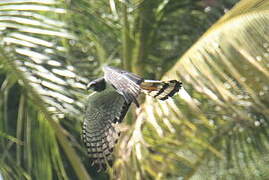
[103,66,143,107]
[81,87,131,171]
[140,80,182,100]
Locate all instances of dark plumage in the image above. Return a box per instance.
[82,66,182,171]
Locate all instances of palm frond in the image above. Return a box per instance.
[0,1,91,179]
[116,0,269,179]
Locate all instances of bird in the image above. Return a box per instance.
[81,66,182,171]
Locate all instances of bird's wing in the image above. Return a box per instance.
[103,66,143,107]
[140,80,182,100]
[81,88,131,171]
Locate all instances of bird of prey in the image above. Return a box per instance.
[81,66,182,171]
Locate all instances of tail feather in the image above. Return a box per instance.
[140,80,182,100]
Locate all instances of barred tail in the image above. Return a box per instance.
[140,80,182,100]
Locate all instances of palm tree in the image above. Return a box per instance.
[0,0,268,179]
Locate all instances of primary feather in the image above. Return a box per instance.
[103,66,143,107]
[82,85,131,170]
[82,66,182,171]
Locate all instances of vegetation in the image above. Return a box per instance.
[0,0,268,179]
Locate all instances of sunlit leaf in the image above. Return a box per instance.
[0,1,91,179]
[142,0,269,178]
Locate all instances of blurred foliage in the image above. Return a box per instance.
[67,0,238,78]
[1,0,269,180]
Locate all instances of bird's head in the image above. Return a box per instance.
[87,77,106,92]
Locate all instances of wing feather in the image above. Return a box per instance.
[103,66,143,107]
[81,88,130,171]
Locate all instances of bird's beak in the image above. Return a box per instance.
[86,82,93,90]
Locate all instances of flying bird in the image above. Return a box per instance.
[81,66,182,171]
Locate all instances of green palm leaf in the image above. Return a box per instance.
[0,1,90,179]
[2,0,268,179]
[115,0,269,179]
